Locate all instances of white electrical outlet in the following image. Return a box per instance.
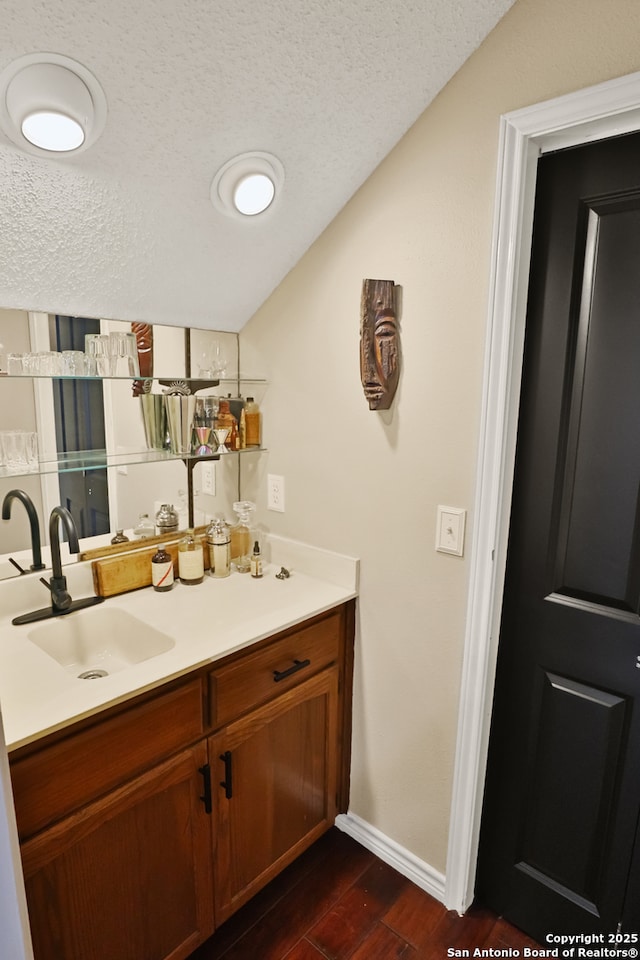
[202,461,216,496]
[267,473,285,512]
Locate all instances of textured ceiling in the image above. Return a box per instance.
[0,0,515,331]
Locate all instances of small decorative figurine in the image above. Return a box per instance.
[359,279,400,411]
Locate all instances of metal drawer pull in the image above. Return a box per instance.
[198,763,212,814]
[219,751,233,799]
[273,658,311,683]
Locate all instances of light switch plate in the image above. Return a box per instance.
[436,506,466,556]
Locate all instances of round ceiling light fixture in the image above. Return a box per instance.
[211,152,284,219]
[0,53,107,157]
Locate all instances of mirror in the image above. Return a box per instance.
[0,309,254,577]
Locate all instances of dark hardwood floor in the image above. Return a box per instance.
[190,827,542,960]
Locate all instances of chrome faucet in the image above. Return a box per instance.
[11,506,104,626]
[1,489,46,573]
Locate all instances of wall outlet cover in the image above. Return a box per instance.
[202,461,216,496]
[267,473,285,512]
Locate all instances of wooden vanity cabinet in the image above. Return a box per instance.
[206,602,353,923]
[11,677,213,960]
[210,666,339,923]
[21,743,214,960]
[9,601,355,960]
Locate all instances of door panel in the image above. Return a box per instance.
[554,200,640,611]
[477,133,640,939]
[519,671,627,908]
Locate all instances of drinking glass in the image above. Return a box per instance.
[108,332,140,377]
[61,350,87,376]
[22,353,39,375]
[3,430,28,472]
[24,431,39,469]
[36,352,63,375]
[85,334,110,376]
[6,353,25,375]
[197,340,226,379]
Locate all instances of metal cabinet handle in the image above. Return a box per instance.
[219,751,233,799]
[198,763,212,814]
[273,658,311,683]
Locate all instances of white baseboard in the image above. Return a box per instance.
[335,812,446,905]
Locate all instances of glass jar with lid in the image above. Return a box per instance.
[230,500,255,573]
[133,513,155,539]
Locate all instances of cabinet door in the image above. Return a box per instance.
[21,743,214,960]
[210,666,339,923]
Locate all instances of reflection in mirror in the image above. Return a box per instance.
[0,309,245,578]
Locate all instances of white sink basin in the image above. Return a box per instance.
[28,606,175,678]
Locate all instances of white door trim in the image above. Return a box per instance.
[445,69,640,914]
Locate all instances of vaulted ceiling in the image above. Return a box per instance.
[0,0,516,331]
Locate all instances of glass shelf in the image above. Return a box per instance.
[0,373,267,385]
[0,445,265,480]
[1,373,151,382]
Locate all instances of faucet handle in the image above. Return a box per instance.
[48,575,72,611]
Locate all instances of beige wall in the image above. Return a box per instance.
[239,0,640,873]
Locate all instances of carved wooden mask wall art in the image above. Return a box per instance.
[131,321,153,396]
[360,278,400,410]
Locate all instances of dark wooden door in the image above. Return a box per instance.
[477,133,640,939]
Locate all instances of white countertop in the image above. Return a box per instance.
[0,536,358,752]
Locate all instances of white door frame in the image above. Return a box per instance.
[445,70,640,914]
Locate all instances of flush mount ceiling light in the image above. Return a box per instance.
[0,53,107,157]
[211,152,284,219]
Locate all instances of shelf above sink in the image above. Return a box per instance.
[0,444,265,479]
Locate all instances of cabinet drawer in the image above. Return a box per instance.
[209,611,341,727]
[10,677,204,840]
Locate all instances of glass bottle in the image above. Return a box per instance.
[244,397,261,447]
[215,399,238,451]
[207,518,231,578]
[230,500,255,573]
[178,528,204,585]
[238,405,246,449]
[250,540,263,578]
[152,544,174,592]
[110,529,130,545]
[133,513,155,539]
